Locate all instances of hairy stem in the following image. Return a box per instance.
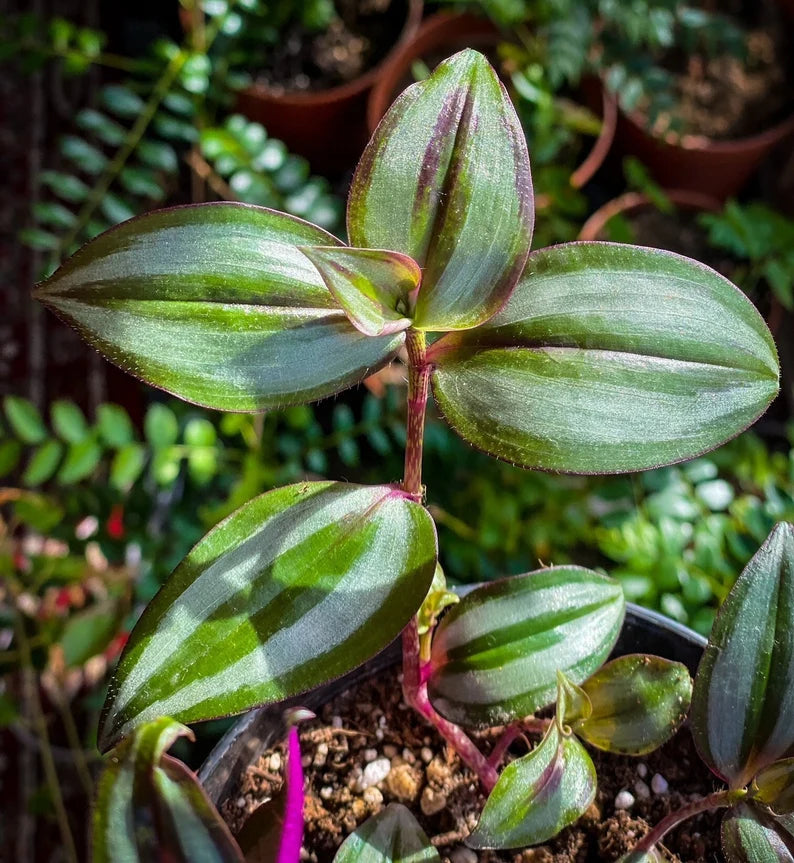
[400,330,497,790]
[403,329,430,498]
[630,789,746,855]
[402,619,499,791]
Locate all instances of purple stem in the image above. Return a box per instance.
[402,618,499,791]
[629,789,746,856]
[277,726,305,863]
[399,329,498,792]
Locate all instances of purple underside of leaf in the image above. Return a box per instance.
[278,726,304,863]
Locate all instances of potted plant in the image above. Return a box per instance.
[34,50,783,859]
[604,0,794,200]
[231,0,423,174]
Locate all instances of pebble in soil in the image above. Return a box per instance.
[223,668,723,862]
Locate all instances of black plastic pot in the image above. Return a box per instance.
[198,602,706,809]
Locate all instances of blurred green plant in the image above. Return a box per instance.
[446,0,743,127]
[9,1,344,275]
[699,201,794,312]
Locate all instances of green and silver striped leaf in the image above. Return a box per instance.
[722,803,794,863]
[467,721,596,849]
[333,804,440,863]
[36,203,403,411]
[429,242,779,474]
[691,523,794,787]
[576,654,692,756]
[300,246,420,337]
[94,718,243,863]
[427,566,625,727]
[348,49,533,332]
[99,482,437,750]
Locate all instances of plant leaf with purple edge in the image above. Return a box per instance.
[467,721,596,849]
[333,803,440,862]
[427,566,625,727]
[429,242,779,474]
[722,802,794,862]
[691,523,794,787]
[575,654,692,756]
[752,759,794,816]
[299,246,420,337]
[93,717,243,863]
[99,481,437,750]
[35,203,404,412]
[347,49,533,332]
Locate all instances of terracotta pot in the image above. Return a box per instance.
[367,12,618,190]
[612,105,794,202]
[578,189,722,242]
[198,603,706,809]
[235,0,423,175]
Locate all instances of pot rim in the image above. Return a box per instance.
[240,0,423,108]
[620,94,794,155]
[578,188,722,241]
[197,601,705,805]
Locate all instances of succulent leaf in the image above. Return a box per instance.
[691,523,794,786]
[99,482,437,749]
[722,802,794,862]
[467,721,596,849]
[333,803,440,862]
[348,49,533,331]
[93,717,242,863]
[299,246,419,337]
[576,654,692,756]
[35,203,403,411]
[427,566,625,727]
[752,759,794,816]
[430,242,779,474]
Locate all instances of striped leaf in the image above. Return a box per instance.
[299,246,420,337]
[722,803,794,863]
[752,759,794,816]
[576,655,692,755]
[334,804,440,863]
[35,203,403,412]
[467,721,596,849]
[94,717,243,863]
[429,242,779,474]
[99,482,437,750]
[348,49,533,332]
[691,523,794,787]
[427,567,625,727]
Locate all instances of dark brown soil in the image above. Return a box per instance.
[256,0,407,92]
[222,667,724,862]
[645,1,794,140]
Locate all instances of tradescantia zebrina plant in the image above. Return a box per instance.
[620,522,794,863]
[35,49,781,855]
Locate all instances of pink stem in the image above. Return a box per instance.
[401,618,499,791]
[399,329,498,792]
[403,330,430,499]
[629,789,745,856]
[487,725,524,770]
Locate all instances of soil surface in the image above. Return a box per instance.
[222,667,724,862]
[644,1,793,140]
[256,0,407,92]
